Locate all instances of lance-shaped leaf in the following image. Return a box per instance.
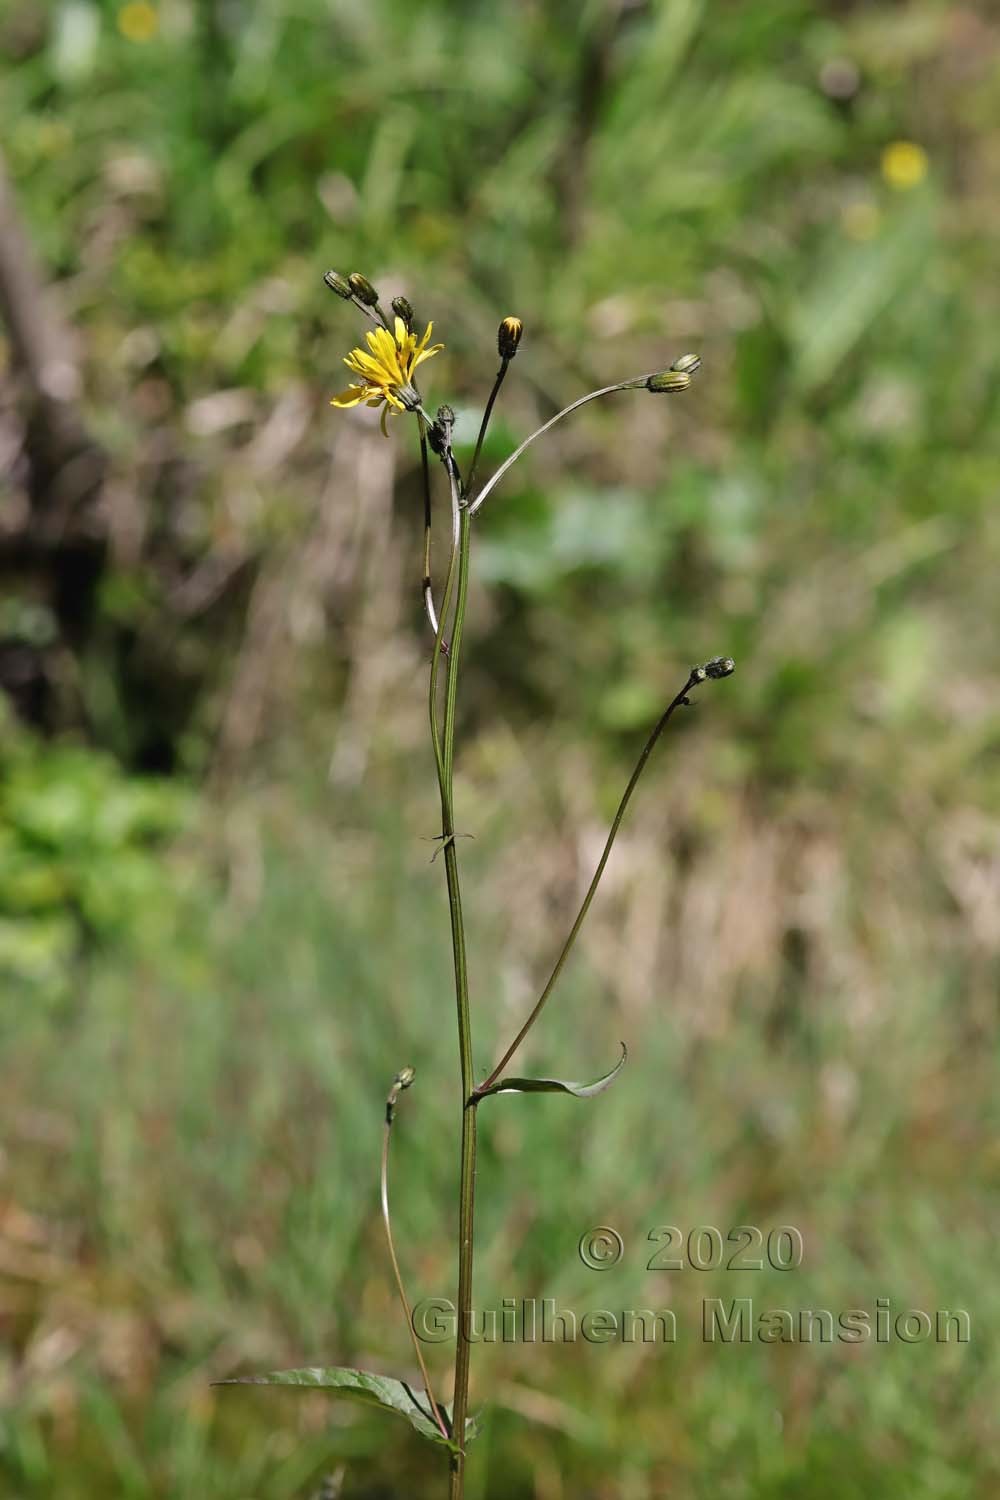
[214,1366,476,1451]
[477,1042,627,1100]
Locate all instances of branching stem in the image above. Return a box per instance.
[465,358,510,499]
[467,374,656,517]
[419,423,448,650]
[408,346,709,1498]
[425,441,478,1495]
[380,1072,449,1442]
[475,669,701,1095]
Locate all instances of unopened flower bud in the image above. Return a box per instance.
[646,370,692,394]
[391,295,414,330]
[324,270,353,299]
[703,655,735,679]
[395,1065,415,1090]
[428,416,450,456]
[348,272,380,306]
[670,353,701,376]
[498,317,524,360]
[429,406,455,457]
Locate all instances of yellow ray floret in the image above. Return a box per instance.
[331,317,443,430]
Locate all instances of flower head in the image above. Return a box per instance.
[670,353,701,376]
[331,317,443,432]
[324,270,353,299]
[391,295,415,331]
[881,140,928,191]
[118,0,158,40]
[347,272,380,306]
[645,352,701,394]
[498,317,523,359]
[646,370,692,394]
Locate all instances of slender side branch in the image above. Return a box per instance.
[380,1067,449,1442]
[429,459,462,801]
[465,358,510,500]
[475,664,726,1096]
[467,376,651,517]
[419,423,448,651]
[442,462,468,793]
[354,299,385,327]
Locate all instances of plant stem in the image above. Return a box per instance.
[475,669,700,1094]
[467,376,651,517]
[429,459,460,804]
[465,358,510,500]
[449,1085,477,1495]
[428,453,477,1495]
[444,504,476,1497]
[419,423,447,649]
[380,1074,449,1442]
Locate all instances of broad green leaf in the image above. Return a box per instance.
[478,1043,627,1100]
[214,1366,475,1451]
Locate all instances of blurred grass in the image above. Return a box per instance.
[2,770,997,1498]
[2,0,1000,1495]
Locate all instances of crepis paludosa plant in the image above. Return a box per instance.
[217,271,735,1500]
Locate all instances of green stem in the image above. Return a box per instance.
[443,498,470,793]
[428,462,477,1494]
[420,426,439,639]
[449,1091,477,1495]
[465,358,510,500]
[475,670,700,1095]
[467,376,650,517]
[380,1073,449,1442]
[443,504,476,1497]
[429,465,460,806]
[420,423,450,651]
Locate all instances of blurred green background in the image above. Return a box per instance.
[1,0,998,1496]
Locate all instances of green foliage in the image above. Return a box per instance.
[477,1042,627,1100]
[0,809,996,1498]
[4,0,998,778]
[217,1367,475,1452]
[1,0,998,1495]
[0,707,192,999]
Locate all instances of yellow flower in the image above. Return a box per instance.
[117,1,158,41]
[331,317,443,432]
[881,140,928,191]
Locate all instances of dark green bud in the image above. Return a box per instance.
[646,370,692,394]
[670,353,701,376]
[323,270,353,299]
[703,656,735,679]
[348,272,380,306]
[391,295,414,330]
[498,317,524,359]
[429,406,455,457]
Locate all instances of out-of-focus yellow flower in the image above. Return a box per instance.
[117,1,158,41]
[331,317,443,432]
[880,141,928,190]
